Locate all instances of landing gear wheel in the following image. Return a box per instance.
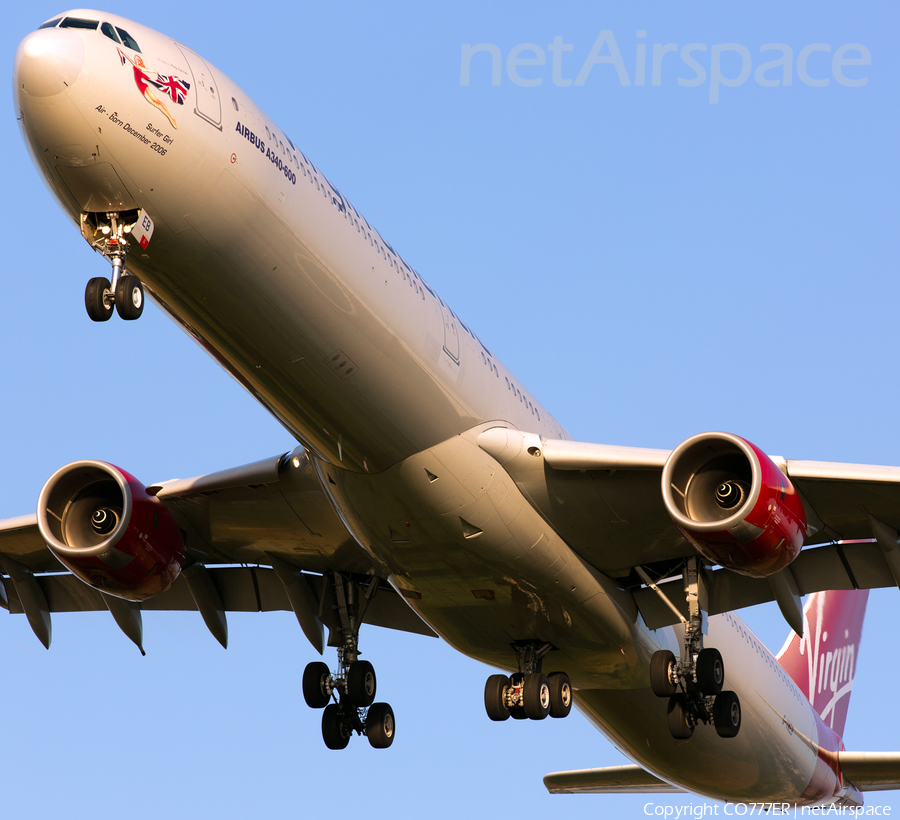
[650,649,677,698]
[302,661,332,709]
[115,274,144,320]
[85,277,113,322]
[523,673,551,720]
[548,672,572,718]
[366,702,395,748]
[696,648,724,696]
[347,659,377,707]
[508,672,528,719]
[713,690,741,738]
[321,704,350,750]
[484,674,511,721]
[667,693,694,740]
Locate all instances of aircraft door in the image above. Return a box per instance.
[439,300,460,363]
[175,44,222,129]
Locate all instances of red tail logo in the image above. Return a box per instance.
[776,589,868,737]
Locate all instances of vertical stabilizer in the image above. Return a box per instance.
[776,589,868,737]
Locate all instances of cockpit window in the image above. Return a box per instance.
[115,27,141,53]
[60,17,99,30]
[100,22,121,44]
[38,18,61,29]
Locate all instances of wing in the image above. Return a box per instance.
[0,450,435,652]
[477,429,900,628]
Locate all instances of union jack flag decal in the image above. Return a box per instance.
[151,74,191,105]
[117,47,127,66]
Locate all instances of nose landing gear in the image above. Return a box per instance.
[301,572,396,750]
[82,211,146,322]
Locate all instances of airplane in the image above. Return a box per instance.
[6,7,900,809]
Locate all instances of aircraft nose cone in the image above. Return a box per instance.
[14,29,85,98]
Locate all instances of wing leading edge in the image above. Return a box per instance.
[0,450,437,651]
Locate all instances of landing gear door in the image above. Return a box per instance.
[175,44,222,129]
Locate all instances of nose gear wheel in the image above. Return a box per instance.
[82,211,145,322]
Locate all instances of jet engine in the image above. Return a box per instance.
[36,460,185,601]
[661,432,807,577]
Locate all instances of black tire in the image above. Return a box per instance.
[548,672,573,718]
[650,649,677,697]
[346,659,377,707]
[484,674,510,721]
[366,702,395,749]
[697,648,724,696]
[322,704,350,750]
[667,693,694,740]
[85,277,113,322]
[115,274,144,320]
[523,673,551,720]
[302,661,331,709]
[713,690,741,738]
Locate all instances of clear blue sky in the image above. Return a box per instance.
[2,3,898,818]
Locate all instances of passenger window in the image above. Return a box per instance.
[38,18,62,29]
[115,27,141,52]
[100,22,120,43]
[231,97,239,111]
[61,17,99,30]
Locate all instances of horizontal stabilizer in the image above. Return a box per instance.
[840,752,900,792]
[544,764,684,795]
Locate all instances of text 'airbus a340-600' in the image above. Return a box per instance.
[7,9,900,806]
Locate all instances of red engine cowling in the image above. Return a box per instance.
[661,432,807,577]
[36,460,186,601]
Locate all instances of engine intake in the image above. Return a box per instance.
[37,460,185,601]
[661,433,807,577]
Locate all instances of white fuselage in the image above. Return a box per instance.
[13,10,850,806]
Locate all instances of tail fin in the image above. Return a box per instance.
[776,589,869,737]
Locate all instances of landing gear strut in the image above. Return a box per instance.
[646,558,741,740]
[301,572,395,749]
[484,640,573,722]
[83,211,145,322]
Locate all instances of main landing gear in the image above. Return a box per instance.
[301,572,395,750]
[84,211,145,322]
[646,558,741,740]
[484,641,573,722]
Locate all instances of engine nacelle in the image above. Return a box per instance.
[36,460,186,601]
[661,432,807,577]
